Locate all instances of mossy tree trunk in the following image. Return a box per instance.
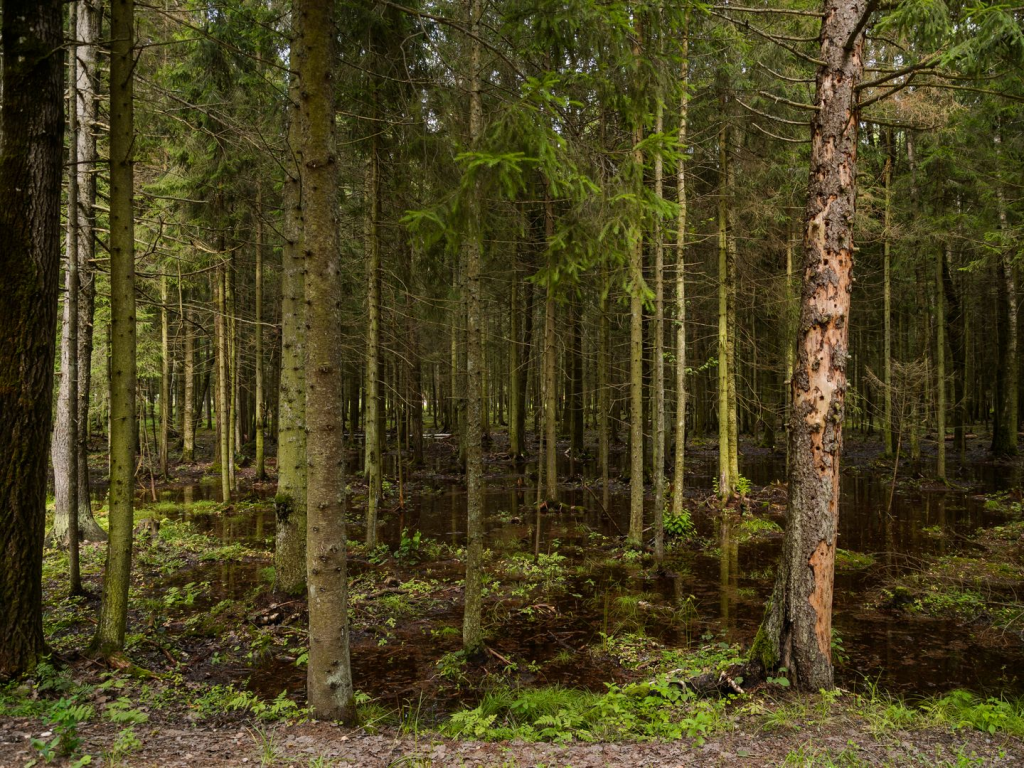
[275,60,307,595]
[92,0,137,659]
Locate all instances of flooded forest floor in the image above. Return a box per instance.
[3,429,1024,766]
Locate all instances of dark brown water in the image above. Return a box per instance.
[147,441,1024,703]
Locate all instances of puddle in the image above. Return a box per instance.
[136,442,1024,701]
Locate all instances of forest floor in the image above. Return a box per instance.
[3,430,1024,766]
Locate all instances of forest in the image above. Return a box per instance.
[2,0,1024,764]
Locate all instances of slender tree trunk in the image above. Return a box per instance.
[275,59,307,594]
[255,188,266,480]
[227,254,237,490]
[671,21,689,520]
[0,0,63,678]
[754,0,865,691]
[462,0,485,656]
[653,97,666,565]
[92,0,136,659]
[66,15,84,594]
[717,120,733,498]
[943,248,967,461]
[543,200,559,502]
[296,0,356,722]
[364,134,382,547]
[725,120,739,487]
[936,247,946,480]
[52,0,105,547]
[182,302,196,462]
[882,143,894,456]
[992,127,1018,456]
[216,265,231,501]
[509,260,523,457]
[160,275,170,479]
[628,119,645,546]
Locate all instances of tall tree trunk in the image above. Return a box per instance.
[882,141,894,455]
[462,0,485,656]
[275,59,307,595]
[753,0,865,691]
[65,13,83,594]
[653,97,666,565]
[992,127,1017,456]
[543,200,559,501]
[255,188,266,479]
[936,247,946,480]
[227,254,237,490]
[364,134,382,547]
[671,20,689,520]
[52,0,106,547]
[92,0,136,659]
[216,265,231,501]
[0,0,63,678]
[942,248,966,461]
[160,275,170,479]
[296,0,356,722]
[182,302,196,462]
[717,120,733,498]
[509,258,524,457]
[628,152,645,545]
[725,119,740,487]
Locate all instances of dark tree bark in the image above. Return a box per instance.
[753,0,866,692]
[297,0,356,722]
[0,0,65,679]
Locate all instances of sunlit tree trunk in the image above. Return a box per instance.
[275,59,307,594]
[0,0,64,678]
[717,121,733,499]
[754,0,865,691]
[725,119,739,487]
[296,0,356,722]
[92,0,137,659]
[52,0,106,547]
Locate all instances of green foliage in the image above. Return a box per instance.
[664,509,694,538]
[27,699,93,766]
[396,528,423,563]
[924,690,1024,736]
[441,681,727,744]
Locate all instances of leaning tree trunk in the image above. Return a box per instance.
[92,0,136,659]
[752,0,865,692]
[0,0,64,679]
[297,0,356,723]
[275,59,308,595]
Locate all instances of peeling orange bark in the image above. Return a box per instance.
[755,0,866,692]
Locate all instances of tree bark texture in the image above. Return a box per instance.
[0,0,64,679]
[296,0,356,722]
[755,0,865,692]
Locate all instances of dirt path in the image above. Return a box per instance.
[1,716,1020,766]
